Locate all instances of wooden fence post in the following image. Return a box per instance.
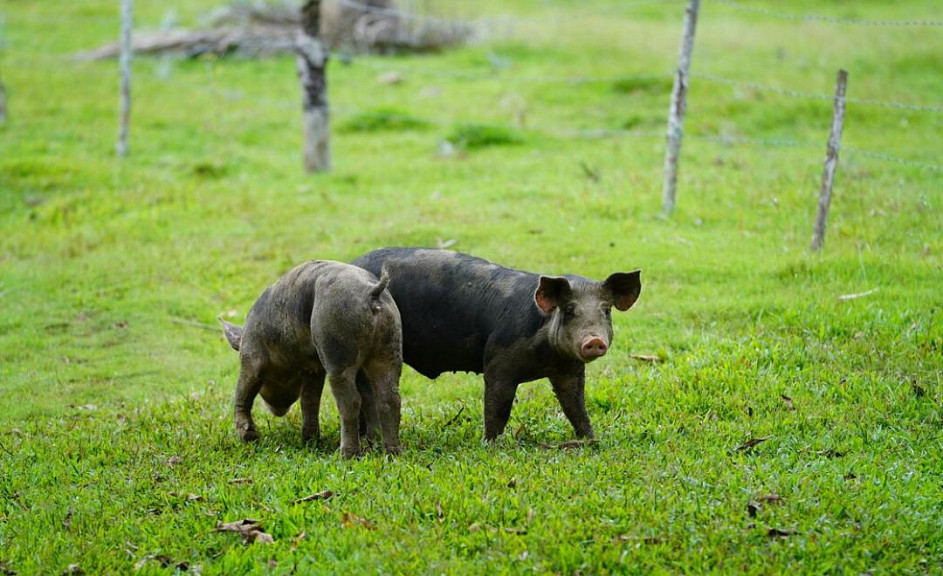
[297,0,331,173]
[810,69,848,252]
[0,78,7,124]
[116,0,133,157]
[662,0,701,217]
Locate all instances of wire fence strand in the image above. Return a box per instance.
[693,73,943,113]
[712,0,943,27]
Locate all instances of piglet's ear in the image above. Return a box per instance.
[534,276,572,314]
[603,270,641,311]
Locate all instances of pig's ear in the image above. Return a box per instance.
[603,270,641,311]
[534,276,572,314]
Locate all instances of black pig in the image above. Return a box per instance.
[353,248,640,440]
[220,260,403,458]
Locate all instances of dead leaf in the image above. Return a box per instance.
[63,506,73,531]
[539,439,596,450]
[435,501,444,522]
[814,449,847,459]
[507,478,517,489]
[0,560,16,576]
[767,528,798,538]
[215,519,274,545]
[469,522,481,533]
[614,534,662,545]
[747,501,760,518]
[293,490,334,504]
[378,71,403,85]
[758,493,784,504]
[843,472,857,480]
[780,395,795,411]
[62,565,84,575]
[290,531,306,552]
[731,436,770,453]
[559,439,595,449]
[166,456,183,466]
[436,238,457,250]
[71,404,97,411]
[228,478,253,485]
[526,508,536,524]
[630,354,665,364]
[168,492,204,501]
[910,381,926,398]
[341,512,375,530]
[504,526,527,535]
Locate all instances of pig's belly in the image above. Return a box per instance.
[402,330,486,379]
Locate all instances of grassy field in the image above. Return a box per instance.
[1,0,941,573]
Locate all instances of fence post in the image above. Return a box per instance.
[810,69,848,252]
[0,78,6,124]
[116,0,133,157]
[296,0,331,173]
[662,0,701,217]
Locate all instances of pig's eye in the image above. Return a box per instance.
[602,305,612,318]
[563,303,577,321]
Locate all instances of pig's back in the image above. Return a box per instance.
[353,248,540,378]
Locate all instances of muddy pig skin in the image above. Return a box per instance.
[220,260,403,458]
[353,248,640,440]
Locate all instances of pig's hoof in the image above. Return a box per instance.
[239,428,260,443]
[339,446,361,460]
[384,445,401,456]
[302,432,321,445]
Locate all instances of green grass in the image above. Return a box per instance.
[1,0,941,573]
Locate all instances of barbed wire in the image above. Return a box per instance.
[354,58,673,84]
[335,0,681,26]
[693,73,943,113]
[686,133,818,149]
[844,148,943,172]
[712,0,943,27]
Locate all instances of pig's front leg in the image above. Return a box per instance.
[550,370,595,439]
[483,369,520,441]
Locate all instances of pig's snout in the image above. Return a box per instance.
[580,336,609,360]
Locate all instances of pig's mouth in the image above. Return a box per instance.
[579,336,609,362]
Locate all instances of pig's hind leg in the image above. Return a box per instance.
[301,370,326,444]
[361,358,402,455]
[356,372,380,447]
[327,367,363,459]
[483,370,520,441]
